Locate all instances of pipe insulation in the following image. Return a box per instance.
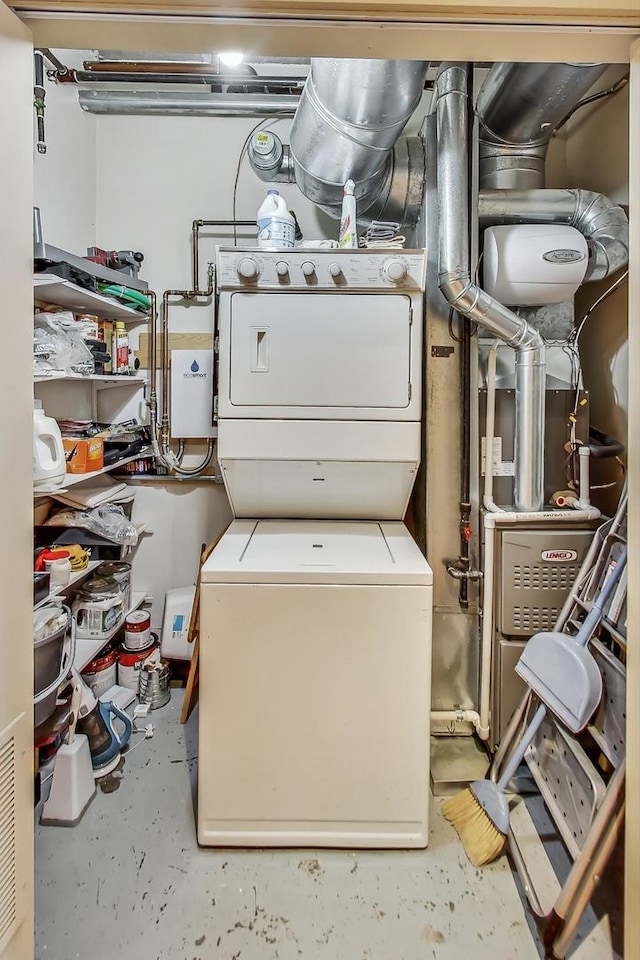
[478,188,629,281]
[250,58,430,225]
[476,62,610,190]
[435,62,545,513]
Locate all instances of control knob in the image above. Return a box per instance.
[301,261,316,278]
[328,262,343,279]
[383,259,407,283]
[237,257,259,280]
[275,261,289,277]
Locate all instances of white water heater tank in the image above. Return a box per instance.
[483,224,589,305]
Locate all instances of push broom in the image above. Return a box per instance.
[443,544,627,868]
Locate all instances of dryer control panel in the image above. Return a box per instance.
[216,247,426,291]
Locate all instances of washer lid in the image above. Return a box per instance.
[202,520,432,585]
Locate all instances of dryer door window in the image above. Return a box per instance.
[228,293,412,409]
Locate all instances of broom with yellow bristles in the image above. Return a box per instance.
[442,703,547,866]
[444,543,627,867]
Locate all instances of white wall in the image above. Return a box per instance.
[34,71,96,253]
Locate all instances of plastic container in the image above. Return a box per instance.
[72,577,124,639]
[124,610,151,651]
[338,180,358,249]
[34,605,70,726]
[257,190,295,249]
[33,400,66,489]
[81,646,117,699]
[118,639,158,694]
[160,585,196,660]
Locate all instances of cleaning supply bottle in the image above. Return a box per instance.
[33,400,66,489]
[114,322,129,374]
[256,190,295,249]
[338,180,358,249]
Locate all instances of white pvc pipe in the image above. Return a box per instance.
[431,710,480,726]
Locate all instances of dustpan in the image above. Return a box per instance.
[516,544,627,734]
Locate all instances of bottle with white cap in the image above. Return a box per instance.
[33,400,66,489]
[256,190,295,249]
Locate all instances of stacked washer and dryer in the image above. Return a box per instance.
[198,247,433,848]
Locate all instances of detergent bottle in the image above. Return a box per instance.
[33,400,66,489]
[256,190,296,249]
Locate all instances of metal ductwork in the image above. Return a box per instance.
[79,90,299,117]
[249,58,430,225]
[476,62,610,189]
[478,188,629,280]
[436,62,546,513]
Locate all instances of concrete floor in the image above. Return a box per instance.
[35,690,619,960]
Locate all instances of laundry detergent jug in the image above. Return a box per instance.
[33,400,66,489]
[256,190,295,249]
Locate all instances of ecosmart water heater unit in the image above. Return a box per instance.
[170,349,216,439]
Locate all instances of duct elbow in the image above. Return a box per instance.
[573,189,630,280]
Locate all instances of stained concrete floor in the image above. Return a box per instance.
[35,690,619,960]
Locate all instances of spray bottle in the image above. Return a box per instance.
[338,180,358,249]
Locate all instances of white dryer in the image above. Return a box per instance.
[198,248,433,848]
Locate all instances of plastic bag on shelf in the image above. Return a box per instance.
[44,503,139,546]
[34,311,95,377]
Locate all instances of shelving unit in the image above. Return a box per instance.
[33,446,154,496]
[34,560,100,610]
[74,591,148,671]
[34,274,148,321]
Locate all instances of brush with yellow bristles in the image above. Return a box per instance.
[442,703,548,867]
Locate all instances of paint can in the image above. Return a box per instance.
[117,639,158,694]
[81,646,117,699]
[124,610,152,651]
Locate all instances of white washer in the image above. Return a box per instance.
[198,520,432,848]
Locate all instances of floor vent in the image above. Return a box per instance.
[0,733,16,946]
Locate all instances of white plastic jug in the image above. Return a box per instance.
[33,400,66,489]
[257,190,295,249]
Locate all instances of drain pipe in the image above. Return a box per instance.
[436,63,545,514]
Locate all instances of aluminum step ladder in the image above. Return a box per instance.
[491,489,627,959]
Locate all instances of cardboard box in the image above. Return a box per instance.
[62,437,104,474]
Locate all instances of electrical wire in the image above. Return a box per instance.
[232,118,276,245]
[555,76,628,132]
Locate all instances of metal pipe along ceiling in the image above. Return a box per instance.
[436,62,546,513]
[78,90,299,117]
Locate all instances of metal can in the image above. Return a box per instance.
[124,610,151,651]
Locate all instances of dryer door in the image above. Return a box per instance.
[225,292,414,417]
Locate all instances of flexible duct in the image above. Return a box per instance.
[478,188,629,280]
[476,62,610,189]
[249,58,430,225]
[436,63,545,513]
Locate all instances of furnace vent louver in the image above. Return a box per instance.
[0,733,17,948]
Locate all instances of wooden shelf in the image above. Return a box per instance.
[34,274,148,321]
[34,447,153,497]
[74,592,148,671]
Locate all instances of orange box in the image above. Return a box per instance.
[62,437,104,474]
